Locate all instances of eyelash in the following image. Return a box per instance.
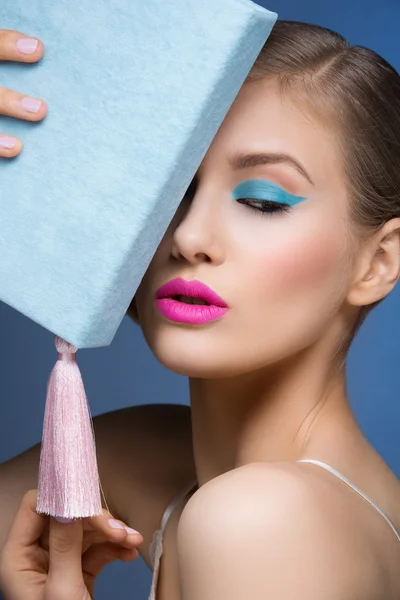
[183,183,291,217]
[236,198,291,217]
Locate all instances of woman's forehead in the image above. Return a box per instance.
[196,82,340,189]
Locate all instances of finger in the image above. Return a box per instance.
[46,517,89,598]
[0,134,22,158]
[82,541,139,580]
[2,489,48,557]
[0,29,44,63]
[87,509,143,549]
[38,511,143,555]
[0,85,48,121]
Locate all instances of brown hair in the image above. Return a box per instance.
[128,20,400,365]
[244,20,400,364]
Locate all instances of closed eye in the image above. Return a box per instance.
[183,177,297,218]
[232,179,307,216]
[236,198,291,217]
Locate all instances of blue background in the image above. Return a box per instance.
[1,1,399,598]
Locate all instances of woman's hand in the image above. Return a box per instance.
[0,29,48,157]
[0,489,144,600]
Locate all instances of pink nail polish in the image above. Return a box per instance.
[17,38,38,54]
[21,97,42,113]
[55,516,74,524]
[0,137,16,149]
[125,526,140,534]
[108,518,125,529]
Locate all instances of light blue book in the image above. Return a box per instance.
[0,0,277,348]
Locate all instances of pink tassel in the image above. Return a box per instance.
[36,335,103,520]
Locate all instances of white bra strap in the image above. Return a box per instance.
[297,459,400,542]
[159,480,198,533]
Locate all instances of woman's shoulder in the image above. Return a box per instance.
[178,460,400,599]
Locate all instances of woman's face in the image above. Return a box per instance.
[134,77,355,378]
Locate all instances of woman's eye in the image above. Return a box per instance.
[236,198,291,217]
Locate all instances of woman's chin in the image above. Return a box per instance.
[140,316,250,378]
[146,339,233,378]
[152,347,222,378]
[150,340,258,379]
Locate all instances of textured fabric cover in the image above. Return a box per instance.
[0,0,277,348]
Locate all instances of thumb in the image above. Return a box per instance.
[1,490,47,557]
[47,515,85,588]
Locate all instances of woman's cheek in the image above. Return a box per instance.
[255,227,347,304]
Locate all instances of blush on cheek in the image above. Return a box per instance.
[264,229,345,297]
[238,228,348,363]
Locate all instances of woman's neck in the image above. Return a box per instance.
[189,347,360,488]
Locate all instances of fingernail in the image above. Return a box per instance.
[17,38,38,54]
[55,516,74,524]
[125,526,140,534]
[108,518,125,529]
[21,97,42,113]
[0,136,16,149]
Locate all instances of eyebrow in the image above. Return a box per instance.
[227,151,315,186]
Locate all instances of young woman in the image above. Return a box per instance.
[1,19,400,600]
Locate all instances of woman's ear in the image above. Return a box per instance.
[127,296,139,324]
[346,218,400,308]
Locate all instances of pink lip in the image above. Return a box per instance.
[154,278,229,324]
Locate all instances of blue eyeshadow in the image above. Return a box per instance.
[232,179,307,206]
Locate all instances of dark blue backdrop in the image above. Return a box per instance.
[1,1,399,598]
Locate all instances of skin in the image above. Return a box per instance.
[0,30,48,155]
[2,26,400,598]
[134,75,400,596]
[135,75,400,489]
[0,490,142,600]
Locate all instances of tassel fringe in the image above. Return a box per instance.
[36,336,104,519]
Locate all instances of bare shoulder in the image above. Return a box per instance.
[93,403,196,568]
[177,462,399,599]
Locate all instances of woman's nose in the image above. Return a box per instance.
[170,192,225,266]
